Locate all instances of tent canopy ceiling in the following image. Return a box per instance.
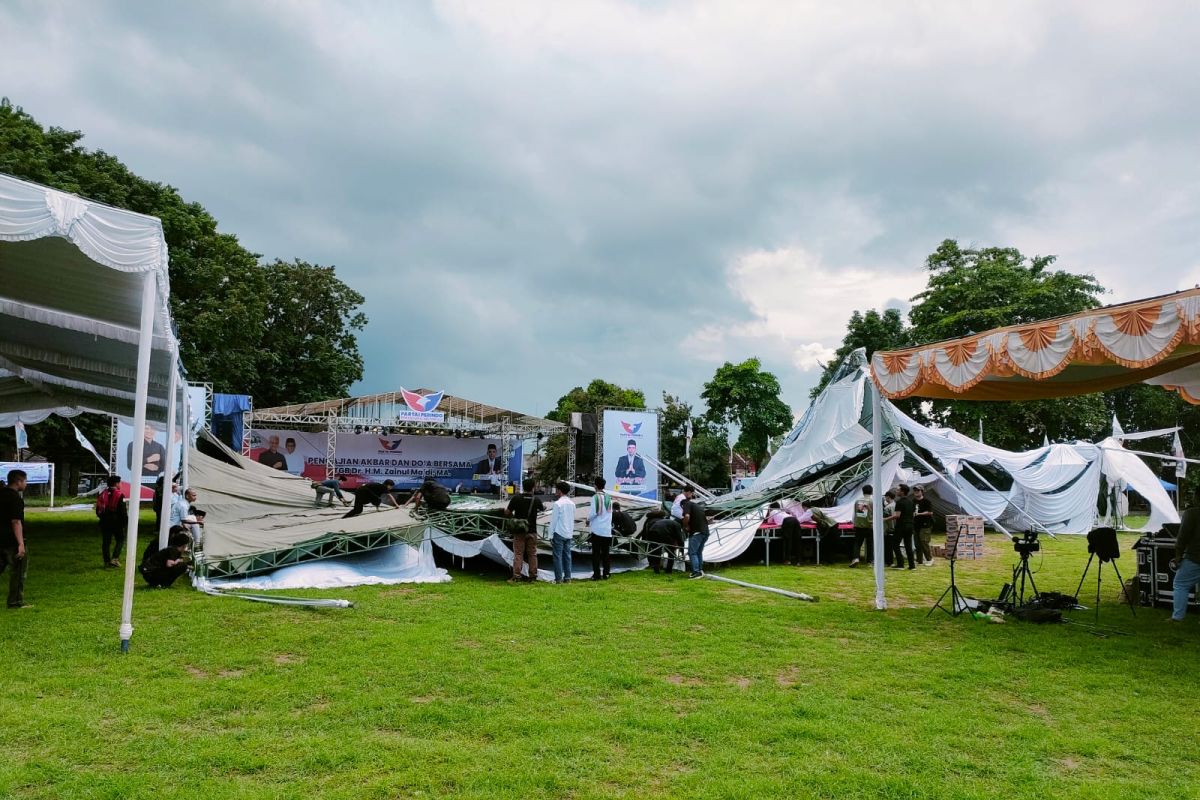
[870,287,1200,403]
[0,173,178,423]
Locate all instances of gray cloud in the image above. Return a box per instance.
[3,0,1200,419]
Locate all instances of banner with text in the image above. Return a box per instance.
[602,409,658,499]
[249,429,520,489]
[0,461,52,485]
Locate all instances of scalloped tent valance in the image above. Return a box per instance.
[870,287,1200,403]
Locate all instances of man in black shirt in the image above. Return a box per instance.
[140,530,191,588]
[912,486,934,566]
[0,469,29,608]
[681,486,711,579]
[611,502,637,541]
[505,478,545,582]
[126,424,167,479]
[257,435,288,471]
[641,510,684,574]
[343,480,397,518]
[892,484,917,570]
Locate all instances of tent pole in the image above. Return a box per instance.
[119,272,158,654]
[181,382,191,491]
[899,442,1012,536]
[871,382,886,610]
[156,357,180,549]
[958,460,1051,536]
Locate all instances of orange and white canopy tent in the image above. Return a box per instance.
[870,287,1200,404]
[860,287,1199,610]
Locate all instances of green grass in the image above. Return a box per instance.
[1,512,1196,799]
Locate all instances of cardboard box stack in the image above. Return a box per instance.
[943,515,985,560]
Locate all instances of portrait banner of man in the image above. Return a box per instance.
[602,409,659,500]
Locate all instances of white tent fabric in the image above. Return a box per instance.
[187,437,429,560]
[431,530,647,581]
[0,172,182,650]
[0,174,176,420]
[763,349,1178,535]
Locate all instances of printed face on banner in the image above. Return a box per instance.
[603,409,658,499]
[250,429,513,489]
[115,421,183,485]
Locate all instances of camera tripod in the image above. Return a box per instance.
[1000,546,1041,609]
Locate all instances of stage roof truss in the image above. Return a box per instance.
[253,389,563,437]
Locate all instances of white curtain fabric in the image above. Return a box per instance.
[430,529,647,581]
[888,401,1179,533]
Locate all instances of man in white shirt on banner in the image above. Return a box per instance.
[588,477,614,580]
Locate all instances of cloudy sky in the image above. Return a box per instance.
[3,1,1200,419]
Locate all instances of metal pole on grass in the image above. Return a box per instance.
[119,272,158,654]
[871,382,886,610]
[156,356,179,549]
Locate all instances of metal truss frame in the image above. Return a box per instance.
[194,523,428,580]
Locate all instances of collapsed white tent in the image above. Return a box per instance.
[0,173,183,650]
[714,347,1176,567]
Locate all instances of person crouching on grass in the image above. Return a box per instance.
[140,529,192,589]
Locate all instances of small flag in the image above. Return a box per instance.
[14,421,28,450]
[72,423,111,472]
[1174,431,1187,479]
[685,419,693,459]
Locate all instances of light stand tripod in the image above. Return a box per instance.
[927,555,971,617]
[1073,527,1136,622]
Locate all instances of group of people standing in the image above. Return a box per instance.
[501,479,711,583]
[849,483,934,569]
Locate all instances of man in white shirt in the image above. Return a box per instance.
[549,481,576,584]
[671,490,687,520]
[588,477,614,580]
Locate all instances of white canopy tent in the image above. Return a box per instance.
[869,287,1200,610]
[0,173,186,650]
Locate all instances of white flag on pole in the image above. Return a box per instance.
[685,419,693,459]
[14,421,28,450]
[1174,431,1187,479]
[72,423,111,472]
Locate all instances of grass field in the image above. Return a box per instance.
[1,511,1197,800]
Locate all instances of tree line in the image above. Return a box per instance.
[0,99,367,484]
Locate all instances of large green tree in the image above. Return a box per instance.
[701,358,792,467]
[905,241,1109,449]
[811,308,909,398]
[659,393,730,488]
[0,98,366,407]
[820,240,1200,452]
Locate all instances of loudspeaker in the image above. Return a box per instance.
[1087,527,1121,563]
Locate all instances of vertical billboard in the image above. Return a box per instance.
[602,409,658,499]
[115,422,182,485]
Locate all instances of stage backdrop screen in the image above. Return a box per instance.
[249,429,520,489]
[602,409,658,499]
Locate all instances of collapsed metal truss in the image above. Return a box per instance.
[195,523,428,580]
